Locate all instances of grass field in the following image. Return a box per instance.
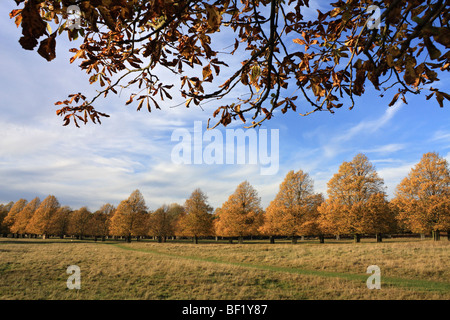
[0,237,449,300]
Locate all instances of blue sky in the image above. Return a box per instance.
[0,2,449,211]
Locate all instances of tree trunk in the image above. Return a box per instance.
[432,230,440,241]
[300,235,305,241]
[354,233,361,243]
[228,237,233,244]
[238,236,244,244]
[291,235,297,244]
[42,234,47,240]
[193,235,198,244]
[101,236,105,242]
[376,233,382,243]
[336,234,340,241]
[269,236,275,244]
[420,233,425,240]
[126,234,131,243]
[447,230,450,241]
[319,235,325,243]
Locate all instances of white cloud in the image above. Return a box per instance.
[321,101,403,158]
[431,130,450,142]
[361,143,406,154]
[377,162,416,198]
[371,158,404,164]
[444,152,450,163]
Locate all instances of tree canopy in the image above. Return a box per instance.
[214,180,263,242]
[3,198,28,232]
[177,188,214,242]
[26,195,60,237]
[392,152,450,234]
[9,0,450,127]
[260,170,323,239]
[318,153,395,240]
[109,189,148,241]
[148,203,183,242]
[10,197,41,235]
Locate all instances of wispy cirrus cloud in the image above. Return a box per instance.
[321,101,403,158]
[361,143,406,155]
[431,130,450,143]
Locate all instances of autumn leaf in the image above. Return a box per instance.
[293,38,306,45]
[205,4,222,30]
[388,92,400,107]
[424,36,442,60]
[202,64,212,81]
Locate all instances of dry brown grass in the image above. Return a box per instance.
[0,237,448,300]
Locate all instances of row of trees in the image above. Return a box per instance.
[1,152,449,243]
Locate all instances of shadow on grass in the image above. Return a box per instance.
[0,237,438,246]
[0,239,94,245]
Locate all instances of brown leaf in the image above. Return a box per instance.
[388,93,400,107]
[435,92,444,108]
[205,4,222,30]
[18,1,46,50]
[202,64,212,81]
[19,36,38,50]
[37,34,56,61]
[293,38,306,45]
[424,36,442,60]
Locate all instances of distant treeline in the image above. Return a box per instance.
[1,152,449,243]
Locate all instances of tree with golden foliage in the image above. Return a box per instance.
[392,152,450,240]
[109,190,148,242]
[318,154,395,242]
[89,203,115,241]
[177,189,213,244]
[215,181,263,244]
[167,203,185,220]
[48,206,72,239]
[148,204,182,243]
[3,199,28,236]
[26,195,60,239]
[0,202,14,237]
[68,207,92,240]
[260,170,323,243]
[10,197,41,237]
